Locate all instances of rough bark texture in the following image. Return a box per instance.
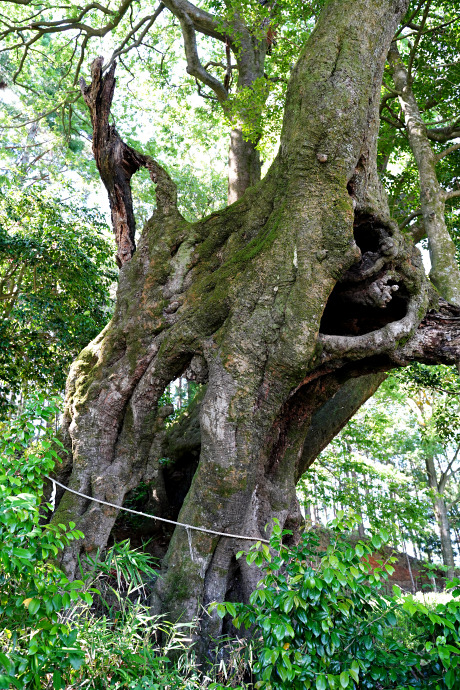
[388,45,460,306]
[51,0,460,648]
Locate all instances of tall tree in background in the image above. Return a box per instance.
[2,0,460,648]
[299,367,460,577]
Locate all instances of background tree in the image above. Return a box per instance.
[299,367,460,578]
[0,184,115,415]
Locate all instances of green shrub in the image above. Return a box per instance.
[212,515,412,689]
[386,587,460,688]
[0,397,248,689]
[0,396,89,689]
[213,514,460,689]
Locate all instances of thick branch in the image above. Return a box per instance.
[80,57,177,267]
[174,8,228,103]
[427,121,460,143]
[445,189,460,201]
[388,44,460,305]
[399,208,422,229]
[297,373,386,479]
[398,299,460,367]
[162,0,226,42]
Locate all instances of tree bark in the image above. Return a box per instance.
[49,0,460,648]
[227,126,261,204]
[80,57,177,267]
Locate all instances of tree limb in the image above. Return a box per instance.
[438,443,460,494]
[172,6,228,103]
[399,208,422,230]
[444,189,460,201]
[80,57,178,267]
[427,120,460,143]
[436,142,460,162]
[161,0,226,42]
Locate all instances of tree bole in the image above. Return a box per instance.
[50,0,460,645]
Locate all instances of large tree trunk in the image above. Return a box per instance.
[227,126,261,204]
[51,0,460,647]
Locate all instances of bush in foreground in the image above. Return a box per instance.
[213,516,460,689]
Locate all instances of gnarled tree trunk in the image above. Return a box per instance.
[51,0,460,648]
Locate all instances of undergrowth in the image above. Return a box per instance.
[2,397,460,690]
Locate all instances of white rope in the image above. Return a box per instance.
[44,475,269,544]
[49,478,56,511]
[186,526,194,562]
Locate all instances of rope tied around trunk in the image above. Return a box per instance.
[44,475,269,544]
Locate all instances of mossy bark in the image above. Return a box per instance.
[51,0,460,646]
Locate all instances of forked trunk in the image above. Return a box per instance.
[51,0,460,647]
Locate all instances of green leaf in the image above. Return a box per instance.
[53,671,62,690]
[0,654,13,675]
[12,547,32,559]
[274,624,286,640]
[445,668,456,689]
[323,568,334,584]
[371,535,381,549]
[216,604,226,619]
[226,602,237,617]
[65,579,84,590]
[27,598,40,615]
[349,662,359,683]
[68,654,83,670]
[379,528,389,542]
[386,611,397,626]
[316,674,327,690]
[340,671,350,688]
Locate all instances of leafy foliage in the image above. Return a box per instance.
[214,515,406,689]
[213,516,460,689]
[0,395,89,688]
[300,367,460,569]
[0,185,116,412]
